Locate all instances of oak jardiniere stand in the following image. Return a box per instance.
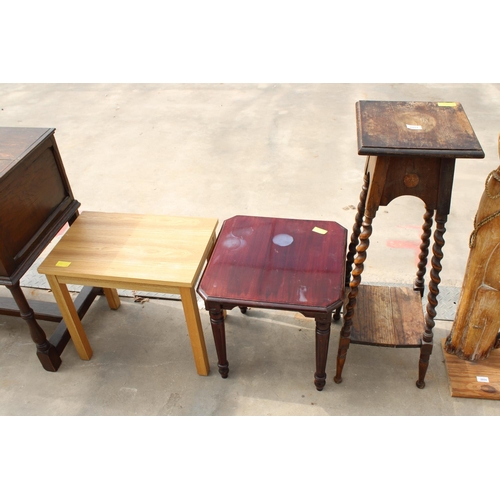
[335,101,484,388]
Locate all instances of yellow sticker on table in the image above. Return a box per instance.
[312,227,328,235]
[438,102,457,107]
[56,261,72,267]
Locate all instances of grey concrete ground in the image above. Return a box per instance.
[1,83,500,416]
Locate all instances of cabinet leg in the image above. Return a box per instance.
[7,283,62,372]
[208,306,229,378]
[314,314,331,391]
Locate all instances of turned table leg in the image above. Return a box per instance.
[335,208,375,383]
[314,314,332,391]
[417,212,447,388]
[333,306,342,321]
[414,207,434,297]
[6,283,62,371]
[208,305,229,378]
[336,171,370,378]
[345,173,369,286]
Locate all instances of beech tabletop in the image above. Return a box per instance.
[198,215,347,311]
[38,212,218,288]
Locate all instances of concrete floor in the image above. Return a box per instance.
[1,83,500,416]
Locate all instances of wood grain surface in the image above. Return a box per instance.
[442,339,500,399]
[198,215,347,311]
[38,212,218,288]
[356,101,484,157]
[351,285,424,347]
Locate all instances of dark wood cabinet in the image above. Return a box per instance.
[0,127,99,370]
[0,128,80,283]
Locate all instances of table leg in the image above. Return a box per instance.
[345,173,369,286]
[417,211,447,388]
[314,314,332,391]
[46,275,93,360]
[6,282,62,371]
[335,208,375,383]
[414,207,434,297]
[207,305,229,378]
[180,287,210,376]
[333,306,341,321]
[103,288,121,310]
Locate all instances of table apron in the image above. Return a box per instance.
[204,298,343,316]
[52,275,182,295]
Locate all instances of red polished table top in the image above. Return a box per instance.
[198,215,347,313]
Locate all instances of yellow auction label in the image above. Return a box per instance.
[55,261,72,267]
[438,102,457,107]
[312,227,328,235]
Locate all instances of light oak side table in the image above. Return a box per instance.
[38,211,218,375]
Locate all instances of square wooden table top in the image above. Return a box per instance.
[38,212,219,289]
[356,100,484,158]
[198,215,347,312]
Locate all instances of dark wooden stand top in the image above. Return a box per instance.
[356,100,485,158]
[0,127,99,371]
[336,101,485,389]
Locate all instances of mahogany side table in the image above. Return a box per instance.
[335,101,485,388]
[197,215,347,390]
[0,127,100,372]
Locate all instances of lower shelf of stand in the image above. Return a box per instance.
[350,285,424,347]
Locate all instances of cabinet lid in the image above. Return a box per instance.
[0,127,55,177]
